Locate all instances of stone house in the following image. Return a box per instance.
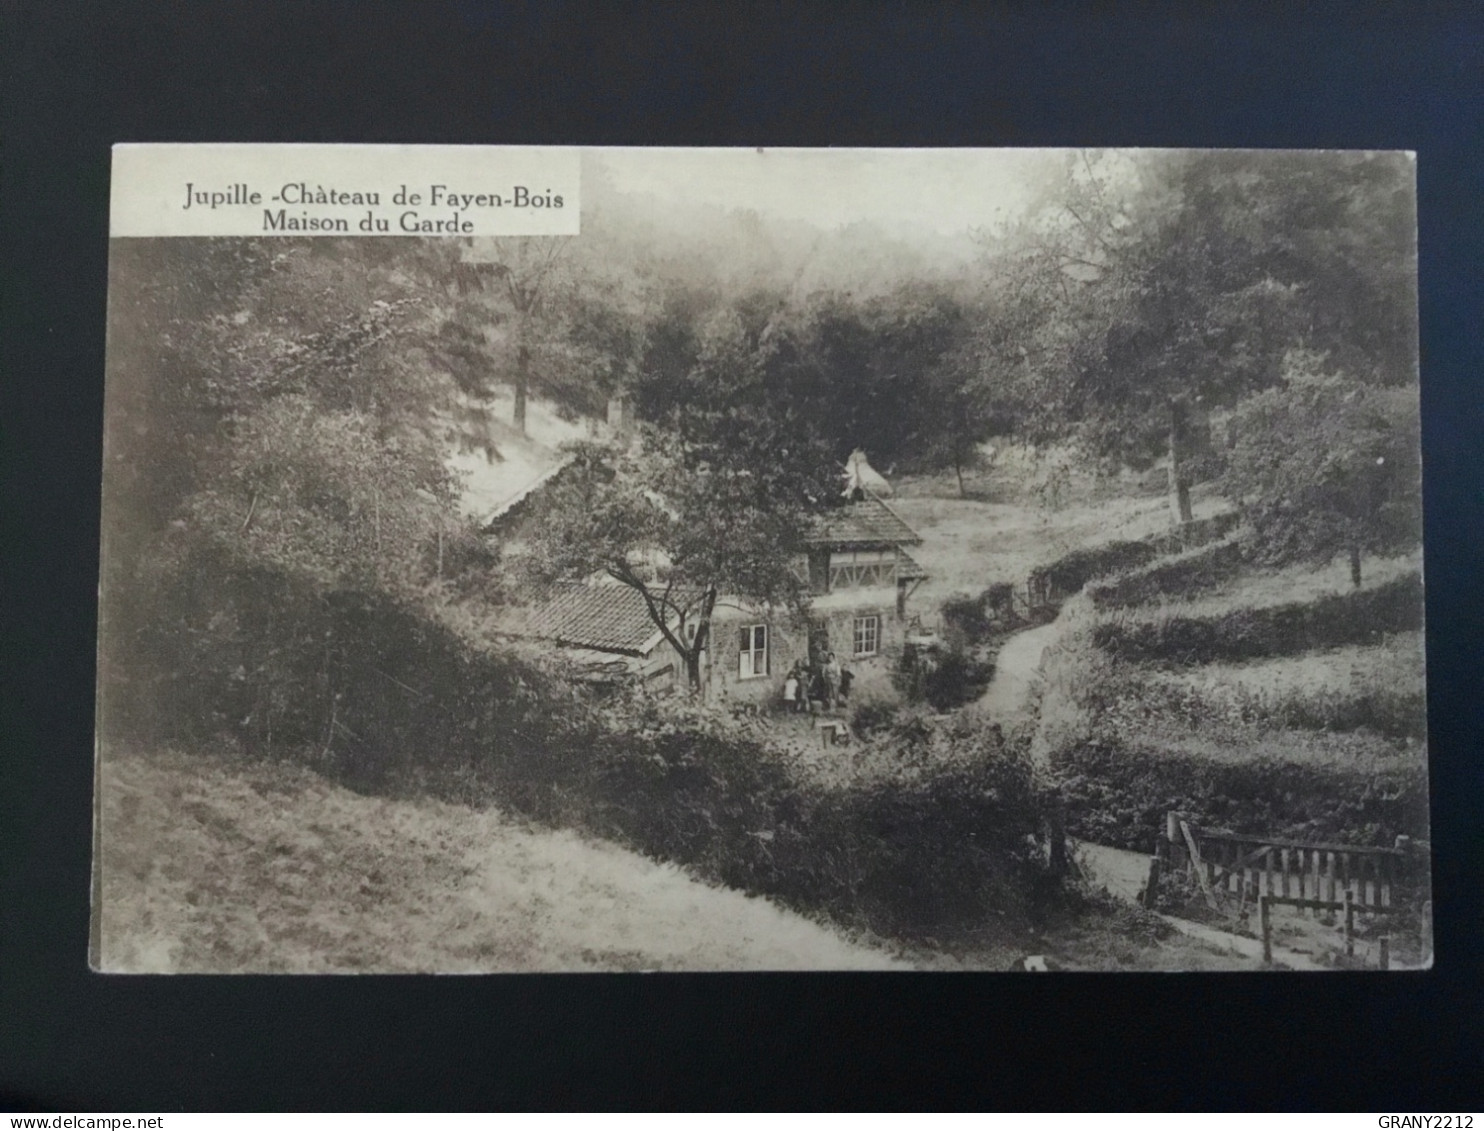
[484,438,929,707]
[703,493,927,707]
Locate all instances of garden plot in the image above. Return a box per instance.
[1036,550,1429,855]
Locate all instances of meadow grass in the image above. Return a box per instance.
[96,746,909,973]
[1148,631,1425,739]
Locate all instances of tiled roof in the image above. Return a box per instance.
[805,495,922,547]
[503,582,677,655]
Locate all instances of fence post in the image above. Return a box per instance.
[1259,894,1272,965]
[1143,856,1162,909]
[1379,937,1390,971]
[1344,890,1355,957]
[1421,900,1433,964]
[1047,807,1068,877]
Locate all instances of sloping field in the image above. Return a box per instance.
[890,489,1230,607]
[1121,552,1420,621]
[1158,632,1424,708]
[95,748,907,973]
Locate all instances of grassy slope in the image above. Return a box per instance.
[891,480,1229,608]
[96,748,907,973]
[1161,631,1425,698]
[1117,551,1420,621]
[95,747,1247,972]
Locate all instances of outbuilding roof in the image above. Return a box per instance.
[502,582,679,656]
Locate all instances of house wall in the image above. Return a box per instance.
[704,592,906,709]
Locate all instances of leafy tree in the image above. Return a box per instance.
[632,277,1000,488]
[1221,364,1422,586]
[990,149,1417,525]
[450,236,648,435]
[522,310,839,693]
[520,434,830,693]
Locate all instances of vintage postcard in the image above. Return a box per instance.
[94,145,1429,972]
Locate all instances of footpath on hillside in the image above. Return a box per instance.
[966,580,1337,971]
[971,619,1063,725]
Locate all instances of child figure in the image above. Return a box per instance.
[782,668,800,713]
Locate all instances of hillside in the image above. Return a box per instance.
[95,748,907,973]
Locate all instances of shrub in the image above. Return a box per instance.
[941,592,995,644]
[1030,511,1243,605]
[850,697,900,737]
[1053,737,1429,854]
[1093,572,1423,665]
[107,556,1064,944]
[530,704,1060,941]
[1088,536,1249,608]
[923,650,996,711]
[1137,675,1426,742]
[891,643,995,711]
[1032,539,1161,601]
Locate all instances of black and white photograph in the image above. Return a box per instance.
[93,146,1428,974]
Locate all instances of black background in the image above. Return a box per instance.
[3,0,1482,1111]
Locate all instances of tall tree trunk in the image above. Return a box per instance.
[1168,399,1193,526]
[955,455,966,499]
[1349,543,1363,588]
[514,343,530,435]
[684,589,718,695]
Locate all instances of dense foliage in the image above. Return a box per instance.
[1091,572,1424,666]
[1221,367,1422,585]
[1055,739,1429,854]
[989,150,1417,526]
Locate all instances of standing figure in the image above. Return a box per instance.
[839,666,855,705]
[808,667,826,715]
[822,651,842,709]
[782,667,800,713]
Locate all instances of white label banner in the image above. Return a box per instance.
[110,144,581,237]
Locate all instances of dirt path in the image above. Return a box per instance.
[1073,839,1342,970]
[1072,840,1152,904]
[973,620,1062,722]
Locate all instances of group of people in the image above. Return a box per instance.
[781,651,854,714]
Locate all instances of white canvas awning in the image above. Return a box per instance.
[841,448,893,498]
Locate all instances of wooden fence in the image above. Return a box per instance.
[1159,814,1423,914]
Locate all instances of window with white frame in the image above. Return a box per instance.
[852,615,880,658]
[738,624,769,679]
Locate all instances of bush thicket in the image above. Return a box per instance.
[1028,511,1242,604]
[1091,571,1423,665]
[1087,536,1249,608]
[103,556,1061,943]
[1054,739,1429,854]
